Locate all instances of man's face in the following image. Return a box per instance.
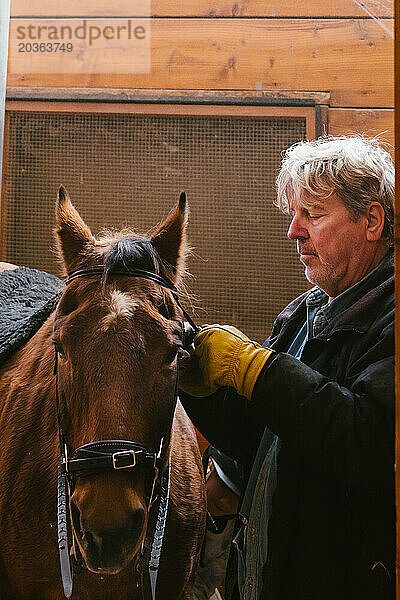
[287,191,371,298]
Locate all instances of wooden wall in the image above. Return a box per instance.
[7,0,394,145]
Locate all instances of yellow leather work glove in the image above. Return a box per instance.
[178,324,274,400]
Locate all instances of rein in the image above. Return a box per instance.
[54,266,198,599]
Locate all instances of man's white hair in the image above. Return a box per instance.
[275,135,394,244]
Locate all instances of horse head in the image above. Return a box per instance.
[52,186,189,575]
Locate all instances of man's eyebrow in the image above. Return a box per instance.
[306,201,325,212]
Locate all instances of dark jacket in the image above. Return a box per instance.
[181,252,395,600]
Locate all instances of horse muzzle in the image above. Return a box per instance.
[70,490,146,574]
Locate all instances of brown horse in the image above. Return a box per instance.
[0,188,206,600]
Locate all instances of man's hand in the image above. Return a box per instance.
[179,324,274,400]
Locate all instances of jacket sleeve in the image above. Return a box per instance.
[249,318,394,490]
[179,386,265,469]
[179,333,276,466]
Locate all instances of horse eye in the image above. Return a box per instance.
[53,341,67,360]
[159,301,171,319]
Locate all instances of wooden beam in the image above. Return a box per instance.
[10,0,394,18]
[4,100,315,141]
[7,18,394,108]
[394,0,400,595]
[0,0,10,206]
[0,112,9,261]
[5,86,330,104]
[329,108,394,151]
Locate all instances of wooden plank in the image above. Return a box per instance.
[7,18,394,108]
[394,0,400,594]
[329,108,394,149]
[4,101,316,141]
[5,100,315,119]
[10,0,394,18]
[6,85,331,104]
[4,100,315,151]
[0,112,10,261]
[317,104,329,136]
[0,0,10,204]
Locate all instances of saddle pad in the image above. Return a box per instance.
[0,266,65,366]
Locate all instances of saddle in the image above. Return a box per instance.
[0,266,64,365]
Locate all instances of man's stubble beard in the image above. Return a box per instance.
[304,257,342,296]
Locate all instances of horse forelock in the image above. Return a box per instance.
[94,234,169,332]
[79,231,192,316]
[103,235,162,281]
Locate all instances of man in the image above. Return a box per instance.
[179,136,395,600]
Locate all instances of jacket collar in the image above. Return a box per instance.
[316,250,394,338]
[268,250,394,348]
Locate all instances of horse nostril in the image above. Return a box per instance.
[84,530,94,547]
[83,529,105,552]
[129,508,145,537]
[81,508,146,553]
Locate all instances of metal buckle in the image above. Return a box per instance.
[62,443,69,475]
[112,450,136,470]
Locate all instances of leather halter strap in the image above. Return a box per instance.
[64,265,198,337]
[61,440,158,477]
[65,266,176,290]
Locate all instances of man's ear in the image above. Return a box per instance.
[55,185,96,274]
[365,202,385,242]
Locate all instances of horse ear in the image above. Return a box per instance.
[55,185,95,273]
[151,192,188,283]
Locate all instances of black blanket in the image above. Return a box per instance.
[0,266,64,365]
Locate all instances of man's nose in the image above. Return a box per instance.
[287,215,309,240]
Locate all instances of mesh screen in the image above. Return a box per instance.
[3,110,307,341]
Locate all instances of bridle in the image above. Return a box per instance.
[54,266,198,599]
